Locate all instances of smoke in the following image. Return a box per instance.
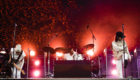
[74,0,140,55]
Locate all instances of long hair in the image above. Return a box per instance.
[115,36,119,42]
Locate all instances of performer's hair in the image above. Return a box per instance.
[115,36,119,42]
[68,47,73,51]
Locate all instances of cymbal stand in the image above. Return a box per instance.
[87,24,96,44]
[44,51,51,78]
[87,24,96,60]
[98,56,101,77]
[44,34,57,78]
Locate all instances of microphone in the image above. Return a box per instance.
[87,24,89,29]
[15,23,17,27]
[122,24,124,27]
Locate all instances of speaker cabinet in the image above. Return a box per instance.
[138,58,140,78]
[54,60,91,78]
[106,49,117,78]
[29,50,44,78]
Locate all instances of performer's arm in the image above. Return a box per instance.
[126,46,131,62]
[8,52,12,63]
[122,42,131,61]
[112,41,127,51]
[63,54,66,60]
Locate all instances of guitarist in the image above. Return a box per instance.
[8,44,26,78]
[112,31,131,78]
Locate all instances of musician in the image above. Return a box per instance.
[112,31,131,78]
[8,44,26,78]
[64,48,77,60]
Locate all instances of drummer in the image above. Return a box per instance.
[63,48,77,60]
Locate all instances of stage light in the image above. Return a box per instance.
[56,52,63,57]
[103,48,107,56]
[0,48,6,54]
[35,60,40,66]
[103,48,106,53]
[0,51,6,54]
[112,59,116,64]
[112,69,117,75]
[87,49,94,56]
[134,48,136,53]
[134,48,137,57]
[34,70,40,77]
[30,51,35,56]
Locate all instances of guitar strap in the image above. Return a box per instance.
[12,50,23,64]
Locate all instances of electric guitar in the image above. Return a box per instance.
[13,63,25,75]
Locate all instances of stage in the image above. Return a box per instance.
[0,78,139,80]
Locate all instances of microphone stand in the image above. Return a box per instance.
[44,33,57,78]
[87,25,101,77]
[12,23,17,75]
[122,24,126,78]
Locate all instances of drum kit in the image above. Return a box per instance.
[42,44,101,78]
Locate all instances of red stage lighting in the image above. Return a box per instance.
[30,51,35,56]
[35,60,40,66]
[34,70,40,77]
[112,59,116,64]
[87,49,94,56]
[112,69,117,75]
[56,52,63,57]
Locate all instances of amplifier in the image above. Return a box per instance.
[138,58,140,78]
[54,60,91,78]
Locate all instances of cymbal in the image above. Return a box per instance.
[81,44,94,52]
[55,47,65,52]
[42,47,55,54]
[55,47,71,54]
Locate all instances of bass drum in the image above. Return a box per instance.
[76,54,84,60]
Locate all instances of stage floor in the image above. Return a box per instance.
[0,78,139,80]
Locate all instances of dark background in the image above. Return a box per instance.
[0,0,140,58]
[1,0,140,78]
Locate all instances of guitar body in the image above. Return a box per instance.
[113,51,124,60]
[9,59,25,75]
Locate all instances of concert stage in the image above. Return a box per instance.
[0,78,139,80]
